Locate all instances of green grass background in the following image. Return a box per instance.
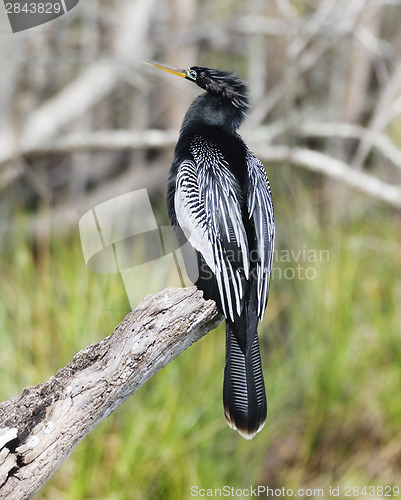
[1,166,400,499]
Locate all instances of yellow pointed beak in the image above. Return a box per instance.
[145,61,187,79]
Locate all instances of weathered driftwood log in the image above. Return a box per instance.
[0,287,222,500]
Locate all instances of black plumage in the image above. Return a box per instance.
[148,62,275,439]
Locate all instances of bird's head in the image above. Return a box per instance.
[146,62,249,113]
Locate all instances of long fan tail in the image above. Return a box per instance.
[223,321,267,439]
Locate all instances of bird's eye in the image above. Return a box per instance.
[187,70,197,81]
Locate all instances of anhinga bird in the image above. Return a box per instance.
[147,62,275,439]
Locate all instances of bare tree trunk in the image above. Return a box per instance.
[0,286,222,500]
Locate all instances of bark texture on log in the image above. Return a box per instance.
[0,287,222,500]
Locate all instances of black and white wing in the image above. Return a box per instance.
[245,149,275,319]
[174,142,250,321]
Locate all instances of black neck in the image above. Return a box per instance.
[180,93,247,136]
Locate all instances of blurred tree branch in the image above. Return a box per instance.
[254,145,401,210]
[4,123,401,172]
[1,127,400,211]
[0,287,222,499]
[351,60,401,170]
